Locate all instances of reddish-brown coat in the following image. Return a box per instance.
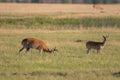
[19,38,58,55]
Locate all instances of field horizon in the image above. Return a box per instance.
[0,3,120,18]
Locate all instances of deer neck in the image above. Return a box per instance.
[48,49,53,53]
[43,48,51,53]
[102,38,106,46]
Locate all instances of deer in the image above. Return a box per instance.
[92,0,103,10]
[19,38,58,56]
[93,4,103,10]
[86,35,109,54]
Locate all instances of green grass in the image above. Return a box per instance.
[0,29,120,80]
[0,17,120,29]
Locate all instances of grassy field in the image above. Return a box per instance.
[0,3,120,80]
[0,29,120,80]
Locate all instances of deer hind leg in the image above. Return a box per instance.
[19,47,25,53]
[87,48,91,54]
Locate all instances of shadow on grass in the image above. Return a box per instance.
[113,71,120,77]
[31,71,67,77]
[0,71,67,77]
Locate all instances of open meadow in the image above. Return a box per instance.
[0,3,120,80]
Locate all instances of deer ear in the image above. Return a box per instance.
[103,35,109,38]
[54,47,56,48]
[106,35,109,38]
[103,35,105,38]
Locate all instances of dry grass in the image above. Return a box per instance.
[0,27,120,80]
[0,3,120,18]
[0,27,119,34]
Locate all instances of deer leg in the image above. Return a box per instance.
[26,47,30,53]
[37,45,43,56]
[87,48,91,54]
[97,49,100,54]
[19,47,25,53]
[39,48,43,56]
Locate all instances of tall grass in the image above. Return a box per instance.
[0,17,120,29]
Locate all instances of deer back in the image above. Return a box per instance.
[22,38,49,50]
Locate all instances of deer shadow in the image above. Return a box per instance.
[113,71,120,77]
[0,71,67,77]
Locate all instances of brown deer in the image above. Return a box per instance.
[93,4,103,10]
[86,35,108,54]
[19,38,58,56]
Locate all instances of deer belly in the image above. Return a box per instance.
[100,46,104,49]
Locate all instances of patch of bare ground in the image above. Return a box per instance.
[0,3,120,18]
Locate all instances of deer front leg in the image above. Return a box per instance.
[39,48,43,56]
[97,49,100,54]
[19,47,25,53]
[37,45,43,56]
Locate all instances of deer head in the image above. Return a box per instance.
[51,47,58,53]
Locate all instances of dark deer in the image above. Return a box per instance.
[93,4,103,10]
[86,35,108,54]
